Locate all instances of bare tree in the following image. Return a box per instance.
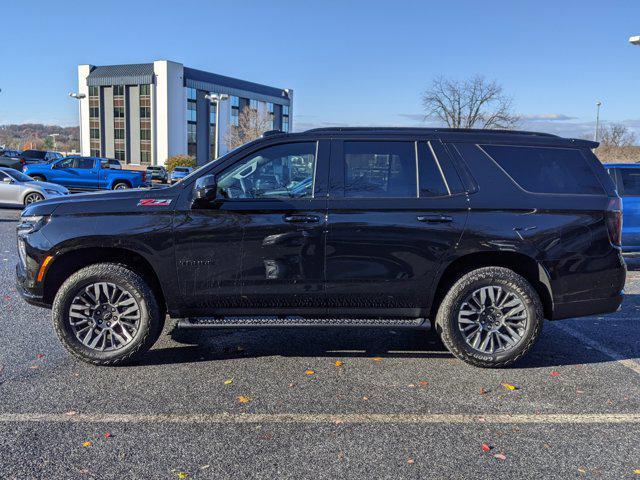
[422,75,519,130]
[597,123,637,147]
[225,108,273,150]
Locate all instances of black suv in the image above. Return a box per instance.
[16,128,625,367]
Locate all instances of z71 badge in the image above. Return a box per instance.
[138,199,172,207]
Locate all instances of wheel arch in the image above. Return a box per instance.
[430,251,553,320]
[42,247,166,317]
[110,179,132,189]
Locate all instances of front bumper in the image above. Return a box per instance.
[16,261,48,308]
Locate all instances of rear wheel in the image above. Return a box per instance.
[52,263,164,366]
[23,192,44,205]
[435,266,543,368]
[113,181,130,190]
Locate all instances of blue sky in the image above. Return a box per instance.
[1,0,639,139]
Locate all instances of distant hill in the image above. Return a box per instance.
[0,124,79,152]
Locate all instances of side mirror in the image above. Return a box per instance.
[192,174,218,208]
[3,177,12,184]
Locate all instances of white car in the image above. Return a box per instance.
[0,167,69,206]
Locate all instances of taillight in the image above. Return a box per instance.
[606,197,623,247]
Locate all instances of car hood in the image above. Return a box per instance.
[22,185,181,217]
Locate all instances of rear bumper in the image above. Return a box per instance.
[551,293,623,320]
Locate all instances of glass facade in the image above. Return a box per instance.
[230,96,239,126]
[113,85,126,162]
[209,101,217,160]
[89,86,101,156]
[282,105,290,132]
[139,84,151,164]
[186,87,197,157]
[268,102,274,129]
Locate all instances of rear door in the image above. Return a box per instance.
[612,167,640,250]
[325,138,469,316]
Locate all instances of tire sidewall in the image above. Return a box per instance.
[437,268,543,367]
[52,265,157,364]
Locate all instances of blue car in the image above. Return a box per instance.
[170,166,193,184]
[605,163,640,253]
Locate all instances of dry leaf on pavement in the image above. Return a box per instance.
[501,383,518,391]
[237,395,251,404]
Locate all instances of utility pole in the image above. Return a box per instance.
[594,101,602,142]
[49,133,60,150]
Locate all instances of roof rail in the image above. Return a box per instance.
[303,127,559,138]
[262,129,285,137]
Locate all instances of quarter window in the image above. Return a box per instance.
[343,141,416,198]
[217,142,316,199]
[482,145,603,195]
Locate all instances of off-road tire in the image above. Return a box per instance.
[52,263,164,366]
[435,266,543,368]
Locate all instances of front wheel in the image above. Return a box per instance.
[23,192,44,205]
[113,182,130,190]
[435,266,543,368]
[52,263,164,366]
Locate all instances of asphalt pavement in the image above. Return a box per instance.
[0,207,638,479]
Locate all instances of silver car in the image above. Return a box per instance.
[0,167,69,206]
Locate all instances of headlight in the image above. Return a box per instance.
[17,215,49,235]
[44,189,61,195]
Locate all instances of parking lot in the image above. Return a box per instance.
[0,208,638,479]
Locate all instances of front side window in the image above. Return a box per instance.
[482,145,603,195]
[343,141,416,198]
[73,158,95,169]
[619,168,640,196]
[56,157,75,169]
[217,142,316,199]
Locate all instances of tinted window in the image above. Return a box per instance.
[73,158,94,169]
[418,142,449,197]
[482,145,603,195]
[343,141,416,198]
[619,168,640,196]
[56,157,75,169]
[218,142,316,199]
[23,150,46,159]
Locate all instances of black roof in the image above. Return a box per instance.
[184,67,288,99]
[286,127,598,148]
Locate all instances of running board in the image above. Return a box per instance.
[177,316,430,329]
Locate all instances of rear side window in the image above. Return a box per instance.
[481,145,603,195]
[343,141,416,198]
[619,168,640,196]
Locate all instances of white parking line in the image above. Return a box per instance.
[553,323,640,375]
[0,413,638,424]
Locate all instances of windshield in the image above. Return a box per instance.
[5,169,34,183]
[175,167,190,172]
[23,150,46,159]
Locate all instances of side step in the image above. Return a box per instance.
[177,316,430,329]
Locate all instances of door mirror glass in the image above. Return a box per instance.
[192,174,218,207]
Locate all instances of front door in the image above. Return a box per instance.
[174,139,329,316]
[325,139,469,317]
[0,171,23,205]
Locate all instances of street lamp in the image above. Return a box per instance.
[69,92,86,155]
[204,93,229,160]
[49,133,59,151]
[594,101,602,142]
[630,35,640,45]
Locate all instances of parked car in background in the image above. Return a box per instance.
[146,165,168,183]
[0,149,24,170]
[15,128,625,368]
[24,156,148,191]
[0,167,68,206]
[170,166,193,184]
[605,163,640,253]
[19,150,63,165]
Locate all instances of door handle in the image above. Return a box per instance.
[417,214,453,223]
[283,214,320,224]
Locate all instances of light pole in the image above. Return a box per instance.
[49,133,59,150]
[69,92,86,155]
[204,93,229,160]
[594,101,602,142]
[630,35,640,45]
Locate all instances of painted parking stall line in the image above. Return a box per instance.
[0,413,639,425]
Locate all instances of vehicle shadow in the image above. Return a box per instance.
[138,293,639,369]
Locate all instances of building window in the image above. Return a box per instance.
[114,107,125,118]
[114,150,126,161]
[140,84,150,96]
[114,85,124,96]
[230,96,239,126]
[268,103,274,129]
[187,102,197,122]
[114,129,125,140]
[140,151,151,163]
[140,106,150,118]
[89,86,99,97]
[249,99,259,111]
[89,86,101,155]
[89,107,99,118]
[140,129,151,141]
[282,105,290,132]
[187,123,197,157]
[209,102,217,160]
[186,87,197,101]
[90,149,101,157]
[90,128,100,139]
